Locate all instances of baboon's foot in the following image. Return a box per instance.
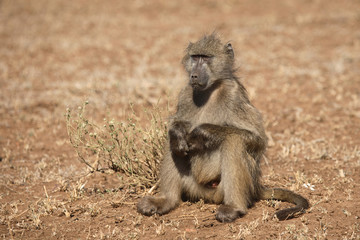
[137,196,176,216]
[215,204,246,222]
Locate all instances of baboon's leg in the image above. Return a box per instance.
[137,150,183,216]
[216,137,252,222]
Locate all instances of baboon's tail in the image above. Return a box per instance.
[261,187,310,220]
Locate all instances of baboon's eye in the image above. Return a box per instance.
[191,55,212,63]
[190,55,201,61]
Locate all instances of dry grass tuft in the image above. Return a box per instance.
[65,101,168,189]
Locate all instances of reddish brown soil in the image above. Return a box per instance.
[1,0,360,239]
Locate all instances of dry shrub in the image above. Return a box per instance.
[65,101,167,188]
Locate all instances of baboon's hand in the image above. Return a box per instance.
[169,121,191,157]
[187,124,225,153]
[187,127,207,153]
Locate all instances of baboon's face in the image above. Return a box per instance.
[189,54,212,91]
[182,35,235,91]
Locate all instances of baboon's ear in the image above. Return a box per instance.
[225,43,234,59]
[187,42,193,50]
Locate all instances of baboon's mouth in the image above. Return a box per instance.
[191,83,207,91]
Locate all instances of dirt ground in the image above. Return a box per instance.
[1,0,360,239]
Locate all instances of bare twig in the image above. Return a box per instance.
[148,180,160,194]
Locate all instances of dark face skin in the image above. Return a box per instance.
[189,55,212,91]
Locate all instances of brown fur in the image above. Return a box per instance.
[137,33,309,222]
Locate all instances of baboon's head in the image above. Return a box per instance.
[182,33,235,91]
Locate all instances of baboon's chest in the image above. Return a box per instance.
[189,101,228,128]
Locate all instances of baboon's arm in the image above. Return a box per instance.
[187,123,265,155]
[168,120,191,157]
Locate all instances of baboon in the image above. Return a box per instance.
[137,33,309,222]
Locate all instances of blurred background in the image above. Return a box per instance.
[0,0,359,239]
